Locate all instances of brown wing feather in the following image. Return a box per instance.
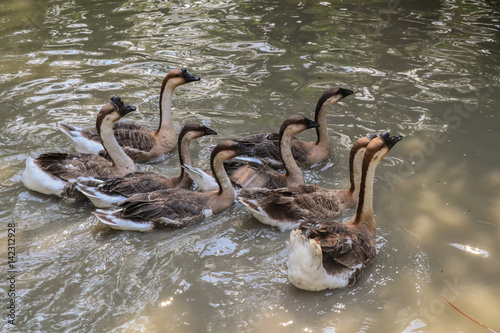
[233,133,309,169]
[96,172,177,197]
[116,190,209,229]
[35,152,114,180]
[302,222,377,286]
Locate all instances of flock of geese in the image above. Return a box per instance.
[21,68,403,291]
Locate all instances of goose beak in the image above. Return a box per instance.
[368,134,378,140]
[380,132,403,149]
[204,126,217,136]
[303,117,319,129]
[118,103,137,116]
[181,68,201,83]
[339,88,354,98]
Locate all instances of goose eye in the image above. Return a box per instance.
[379,144,384,149]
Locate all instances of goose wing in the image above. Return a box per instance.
[302,222,376,284]
[114,190,210,228]
[35,152,113,180]
[96,172,176,197]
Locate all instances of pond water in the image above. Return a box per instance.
[1,0,499,332]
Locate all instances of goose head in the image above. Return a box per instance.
[179,123,217,141]
[363,132,403,165]
[163,68,201,90]
[96,97,136,130]
[316,87,354,110]
[211,140,254,162]
[279,115,319,137]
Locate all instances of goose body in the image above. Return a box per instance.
[93,141,252,231]
[238,135,376,230]
[76,123,217,207]
[183,116,318,191]
[287,132,403,291]
[58,69,200,162]
[22,97,137,199]
[233,87,353,169]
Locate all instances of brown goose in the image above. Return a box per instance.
[22,97,137,199]
[185,115,319,191]
[233,87,353,169]
[76,123,217,208]
[228,115,318,189]
[92,140,253,231]
[58,68,200,162]
[287,132,402,291]
[238,134,377,230]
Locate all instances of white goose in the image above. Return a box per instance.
[22,97,137,199]
[58,68,200,162]
[76,123,217,208]
[287,132,403,291]
[92,140,253,231]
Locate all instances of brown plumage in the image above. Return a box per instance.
[232,87,353,169]
[58,69,200,162]
[287,132,403,291]
[76,123,217,207]
[22,97,137,199]
[92,141,253,231]
[238,134,376,230]
[227,115,319,189]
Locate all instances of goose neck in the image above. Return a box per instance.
[98,120,135,174]
[211,155,235,201]
[175,135,193,188]
[353,156,381,230]
[280,130,303,186]
[156,84,174,134]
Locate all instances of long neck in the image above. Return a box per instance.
[155,83,175,134]
[353,157,380,228]
[174,135,193,188]
[280,130,304,186]
[211,155,235,201]
[314,103,331,150]
[349,148,365,197]
[99,121,135,174]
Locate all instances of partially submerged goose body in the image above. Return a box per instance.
[238,134,376,231]
[287,132,402,291]
[22,97,137,199]
[92,141,253,231]
[59,69,200,162]
[76,123,217,208]
[183,116,319,191]
[233,87,353,169]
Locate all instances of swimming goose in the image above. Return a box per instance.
[237,134,377,230]
[75,123,217,208]
[183,115,318,191]
[233,87,353,169]
[22,97,137,199]
[58,68,200,162]
[287,132,402,291]
[92,140,253,231]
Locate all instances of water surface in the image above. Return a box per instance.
[1,0,499,332]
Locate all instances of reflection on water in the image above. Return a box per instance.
[0,0,499,332]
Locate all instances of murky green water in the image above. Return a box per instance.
[1,0,499,332]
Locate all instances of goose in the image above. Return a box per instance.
[237,134,377,231]
[75,123,217,208]
[22,97,137,199]
[233,87,353,169]
[58,68,200,162]
[287,132,403,291]
[183,115,319,191]
[92,140,253,231]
